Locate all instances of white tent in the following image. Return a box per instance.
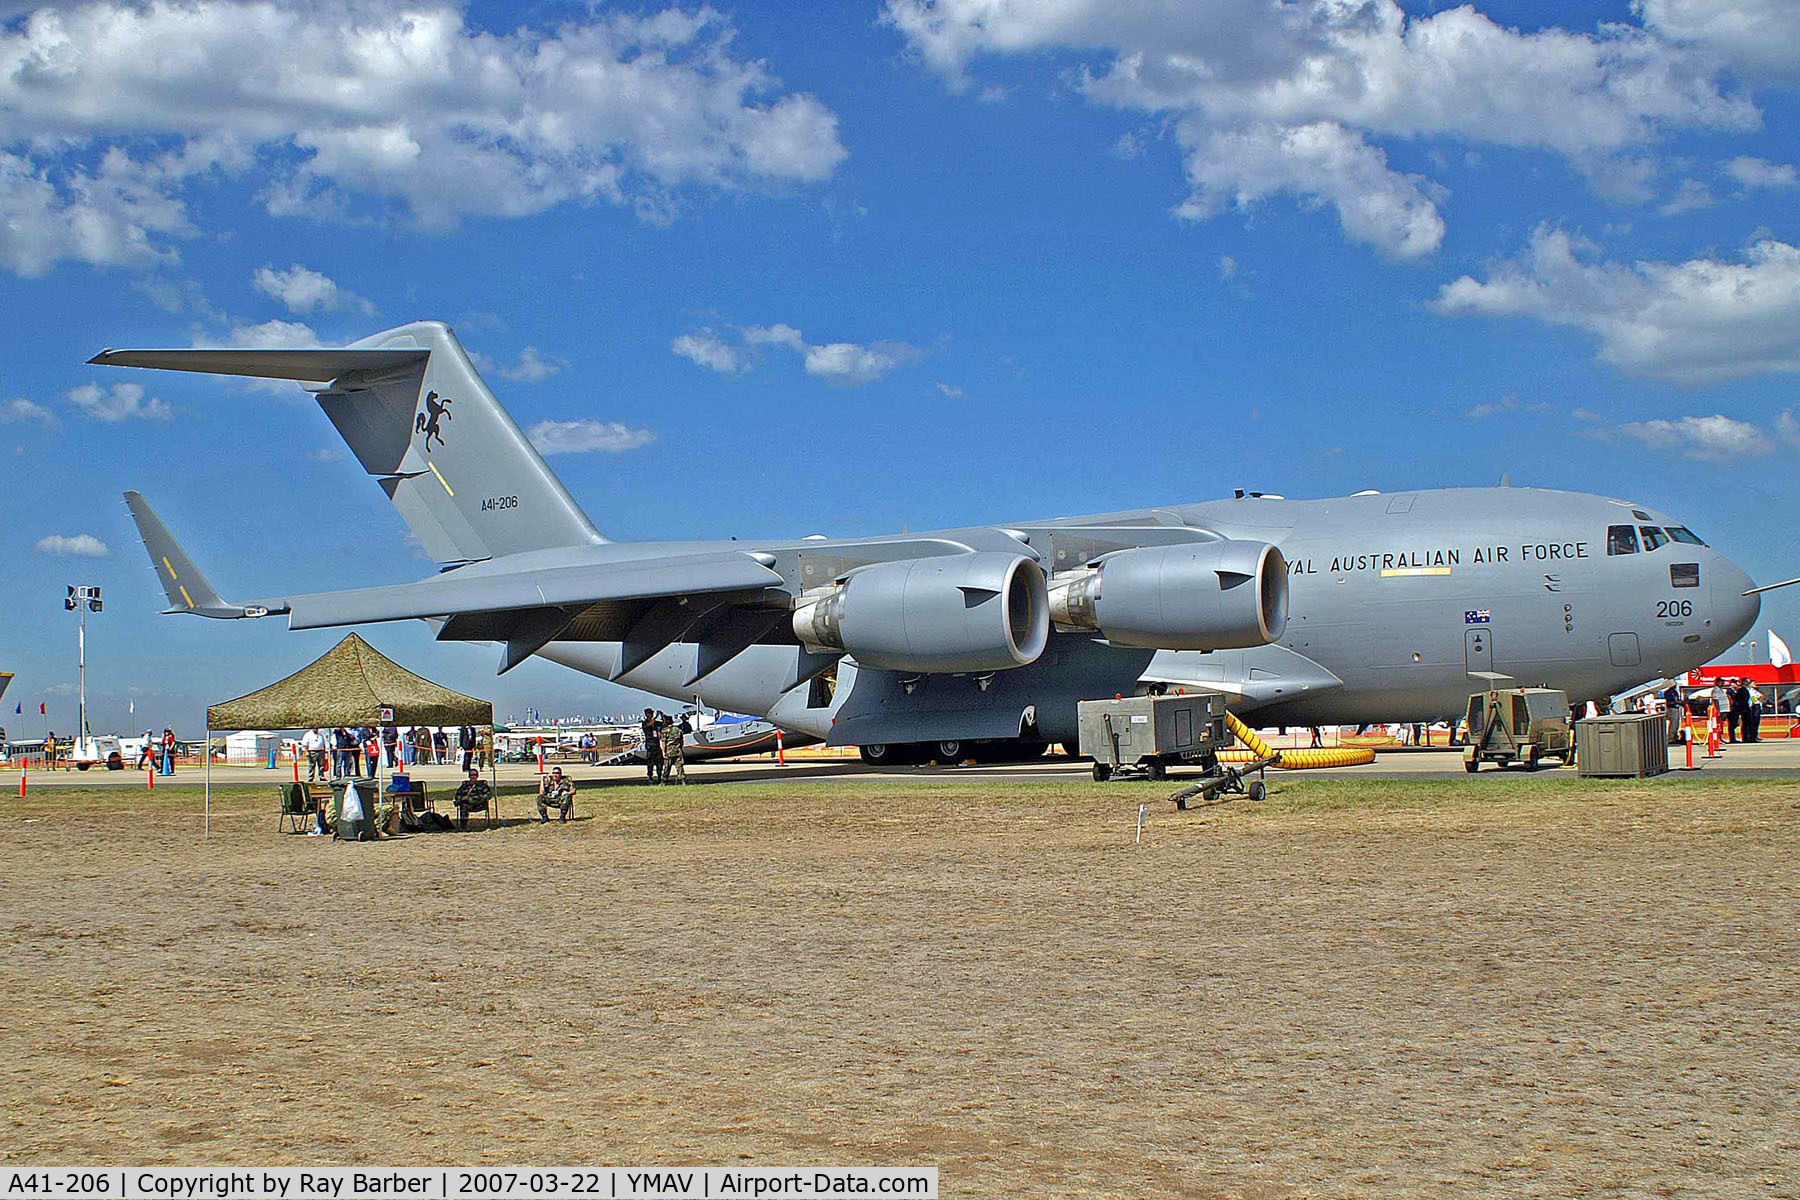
[223,730,283,764]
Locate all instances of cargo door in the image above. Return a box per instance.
[1465,627,1493,675]
[1607,632,1641,668]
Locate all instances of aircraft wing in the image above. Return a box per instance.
[124,490,784,674]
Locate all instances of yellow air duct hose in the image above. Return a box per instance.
[1217,710,1376,769]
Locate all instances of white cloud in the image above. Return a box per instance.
[1218,255,1238,282]
[670,328,746,374]
[223,319,320,349]
[1603,414,1773,461]
[493,346,566,383]
[1432,227,1800,384]
[526,419,656,455]
[62,381,171,422]
[1658,178,1713,215]
[303,447,345,463]
[1725,156,1798,191]
[740,323,806,351]
[1174,120,1444,259]
[677,323,923,385]
[253,263,373,315]
[801,339,922,385]
[35,533,110,557]
[0,2,846,275]
[0,397,56,426]
[934,381,964,398]
[884,0,1758,256]
[1464,394,1553,420]
[1635,0,1800,80]
[0,147,190,277]
[1777,410,1800,449]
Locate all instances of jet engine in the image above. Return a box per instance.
[792,551,1049,673]
[1047,540,1287,650]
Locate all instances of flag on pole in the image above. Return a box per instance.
[1772,630,1793,669]
[129,699,135,715]
[39,702,46,715]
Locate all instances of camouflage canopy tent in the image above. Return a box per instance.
[202,634,492,837]
[206,633,491,731]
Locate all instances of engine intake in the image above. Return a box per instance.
[793,552,1049,673]
[1048,540,1287,650]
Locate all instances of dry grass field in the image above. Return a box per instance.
[2,775,1797,1197]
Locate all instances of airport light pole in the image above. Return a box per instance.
[64,586,102,759]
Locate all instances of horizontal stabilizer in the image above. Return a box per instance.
[88,347,427,383]
[121,491,246,619]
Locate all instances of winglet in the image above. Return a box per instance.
[121,491,264,619]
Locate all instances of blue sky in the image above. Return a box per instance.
[3,0,1798,733]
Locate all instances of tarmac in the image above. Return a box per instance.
[9,736,1800,788]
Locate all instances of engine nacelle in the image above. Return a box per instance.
[792,552,1049,673]
[1047,540,1287,650]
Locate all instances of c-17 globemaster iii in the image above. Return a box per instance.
[95,321,1774,763]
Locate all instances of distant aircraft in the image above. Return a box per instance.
[98,321,1775,763]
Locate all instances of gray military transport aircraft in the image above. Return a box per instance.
[96,321,1770,763]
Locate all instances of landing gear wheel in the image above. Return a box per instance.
[1247,779,1268,803]
[1092,763,1112,782]
[935,740,965,765]
[1147,759,1168,781]
[1463,758,1479,773]
[77,762,91,772]
[859,743,899,766]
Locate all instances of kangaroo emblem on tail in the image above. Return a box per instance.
[416,391,453,451]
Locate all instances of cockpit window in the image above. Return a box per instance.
[1666,526,1706,546]
[1640,525,1669,551]
[1608,525,1639,556]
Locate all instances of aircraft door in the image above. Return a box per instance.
[1465,628,1493,676]
[1607,632,1641,668]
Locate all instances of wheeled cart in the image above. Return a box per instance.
[1077,693,1228,782]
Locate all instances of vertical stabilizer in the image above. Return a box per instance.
[91,322,607,564]
[317,321,606,563]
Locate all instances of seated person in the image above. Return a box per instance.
[454,766,493,830]
[538,766,576,823]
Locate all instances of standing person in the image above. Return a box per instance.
[161,726,176,775]
[300,727,321,781]
[43,729,56,770]
[135,728,156,770]
[639,708,662,783]
[1746,682,1765,743]
[1727,678,1747,743]
[477,725,492,772]
[669,713,690,785]
[433,727,448,765]
[659,715,685,785]
[382,723,400,769]
[458,724,476,772]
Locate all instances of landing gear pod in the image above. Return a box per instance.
[793,552,1049,673]
[1049,541,1288,650]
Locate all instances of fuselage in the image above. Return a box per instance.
[531,486,1760,743]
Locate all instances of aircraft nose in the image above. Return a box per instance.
[1710,554,1760,646]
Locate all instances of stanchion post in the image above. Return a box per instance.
[776,728,785,766]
